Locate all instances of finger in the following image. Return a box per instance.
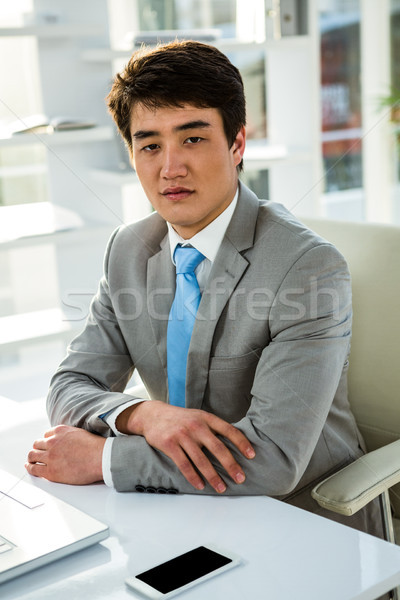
[163,444,205,491]
[176,414,246,488]
[27,448,47,465]
[44,428,57,438]
[182,438,228,493]
[32,437,49,450]
[201,435,246,486]
[25,461,47,478]
[206,415,256,459]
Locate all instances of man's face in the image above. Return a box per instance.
[130,104,246,239]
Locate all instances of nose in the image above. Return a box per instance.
[160,146,188,179]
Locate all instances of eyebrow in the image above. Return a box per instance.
[132,120,212,140]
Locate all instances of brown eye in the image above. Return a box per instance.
[143,143,159,152]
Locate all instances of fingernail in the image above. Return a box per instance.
[196,481,205,490]
[246,447,255,458]
[235,472,245,483]
[217,482,226,493]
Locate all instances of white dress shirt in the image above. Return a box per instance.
[102,189,239,486]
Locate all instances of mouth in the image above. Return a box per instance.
[161,187,194,201]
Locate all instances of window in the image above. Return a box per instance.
[320,5,362,193]
[0,3,48,207]
[137,0,236,34]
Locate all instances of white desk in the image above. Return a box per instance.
[2,396,400,600]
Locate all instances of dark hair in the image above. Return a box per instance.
[107,40,246,169]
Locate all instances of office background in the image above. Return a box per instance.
[0,0,398,402]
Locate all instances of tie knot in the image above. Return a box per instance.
[174,245,205,274]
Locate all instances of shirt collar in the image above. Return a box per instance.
[167,188,239,264]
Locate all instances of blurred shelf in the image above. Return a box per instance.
[0,24,105,38]
[0,126,113,148]
[0,202,115,250]
[321,128,362,143]
[82,48,125,62]
[217,35,311,53]
[244,142,311,170]
[82,35,311,62]
[0,224,114,251]
[0,202,82,244]
[0,308,77,354]
[0,164,47,177]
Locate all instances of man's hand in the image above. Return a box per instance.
[25,425,105,485]
[117,401,255,494]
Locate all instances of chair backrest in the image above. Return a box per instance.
[302,219,400,455]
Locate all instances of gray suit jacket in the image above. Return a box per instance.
[48,182,382,536]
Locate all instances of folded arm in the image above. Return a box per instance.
[107,243,353,496]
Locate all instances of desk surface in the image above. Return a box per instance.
[2,396,400,600]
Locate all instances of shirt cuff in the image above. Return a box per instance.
[102,437,114,487]
[102,398,150,436]
[101,398,151,488]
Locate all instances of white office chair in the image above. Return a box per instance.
[298,219,400,559]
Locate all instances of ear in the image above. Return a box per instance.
[232,126,246,167]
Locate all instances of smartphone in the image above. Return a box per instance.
[125,544,241,599]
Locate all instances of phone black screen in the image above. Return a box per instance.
[136,546,232,594]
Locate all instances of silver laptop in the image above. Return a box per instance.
[0,468,109,584]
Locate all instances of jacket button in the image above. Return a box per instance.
[166,488,178,494]
[146,486,157,493]
[157,488,167,494]
[135,485,145,493]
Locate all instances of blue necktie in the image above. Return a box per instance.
[167,245,205,407]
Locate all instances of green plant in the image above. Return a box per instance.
[379,86,400,122]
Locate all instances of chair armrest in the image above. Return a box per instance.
[311,439,400,516]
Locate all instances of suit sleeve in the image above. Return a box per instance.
[47,227,139,436]
[109,242,354,496]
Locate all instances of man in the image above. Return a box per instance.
[26,40,381,536]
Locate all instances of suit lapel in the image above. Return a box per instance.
[147,231,175,389]
[186,183,261,408]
